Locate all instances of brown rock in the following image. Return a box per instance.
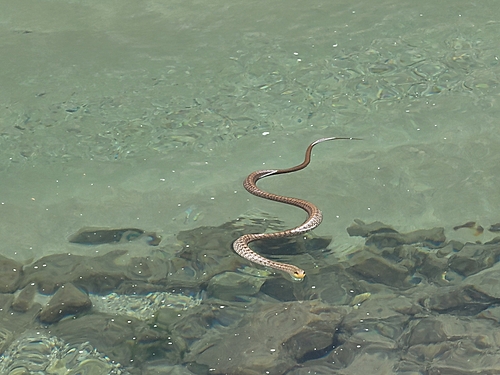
[11,283,36,312]
[347,250,410,287]
[39,283,91,323]
[185,300,348,375]
[0,255,22,293]
[448,242,500,276]
[347,219,398,237]
[207,272,265,301]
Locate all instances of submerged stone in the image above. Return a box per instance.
[39,283,91,323]
[185,300,348,374]
[207,271,266,301]
[0,255,22,293]
[448,241,500,276]
[11,283,37,312]
[347,219,398,237]
[347,249,411,287]
[69,226,161,246]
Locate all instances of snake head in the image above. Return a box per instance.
[292,270,306,280]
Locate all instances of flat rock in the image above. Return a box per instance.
[207,272,266,301]
[21,250,170,295]
[448,241,500,276]
[464,262,500,299]
[422,284,496,314]
[347,219,398,237]
[365,227,446,249]
[347,249,411,287]
[69,227,161,246]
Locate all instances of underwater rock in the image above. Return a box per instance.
[365,227,446,249]
[207,271,266,301]
[39,283,91,323]
[0,254,22,293]
[343,293,419,328]
[346,219,398,237]
[348,220,446,248]
[418,251,449,283]
[402,316,500,374]
[9,215,500,373]
[175,222,247,285]
[489,223,500,232]
[406,317,454,346]
[0,294,45,355]
[477,306,500,323]
[259,276,303,302]
[51,311,185,366]
[141,362,195,375]
[20,250,171,295]
[0,295,15,353]
[421,262,500,315]
[464,262,500,300]
[325,293,418,371]
[11,283,37,312]
[69,226,161,246]
[421,284,496,315]
[166,304,219,343]
[22,250,129,294]
[448,241,500,276]
[251,235,332,256]
[185,300,348,375]
[346,249,411,287]
[176,214,331,287]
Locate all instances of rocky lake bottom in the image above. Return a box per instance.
[1,214,500,374]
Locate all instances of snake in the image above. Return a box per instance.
[233,136,358,280]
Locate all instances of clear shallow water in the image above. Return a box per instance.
[1,0,499,260]
[1,0,500,373]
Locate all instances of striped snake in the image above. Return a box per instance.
[233,137,359,280]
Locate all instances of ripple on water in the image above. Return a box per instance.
[0,334,125,375]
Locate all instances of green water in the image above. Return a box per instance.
[1,0,500,372]
[1,0,499,261]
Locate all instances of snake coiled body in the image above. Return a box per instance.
[233,137,358,279]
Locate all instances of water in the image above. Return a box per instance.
[1,0,500,373]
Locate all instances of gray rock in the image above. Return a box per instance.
[207,272,265,300]
[141,362,194,375]
[477,306,500,323]
[12,283,36,312]
[185,300,348,375]
[0,255,22,293]
[347,219,398,237]
[347,220,446,248]
[0,294,44,354]
[21,250,170,295]
[406,318,450,346]
[365,227,446,249]
[422,284,495,314]
[39,283,91,323]
[51,312,186,366]
[418,252,448,282]
[448,241,500,276]
[402,316,500,374]
[464,262,500,299]
[22,250,129,294]
[347,249,411,287]
[69,226,161,246]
